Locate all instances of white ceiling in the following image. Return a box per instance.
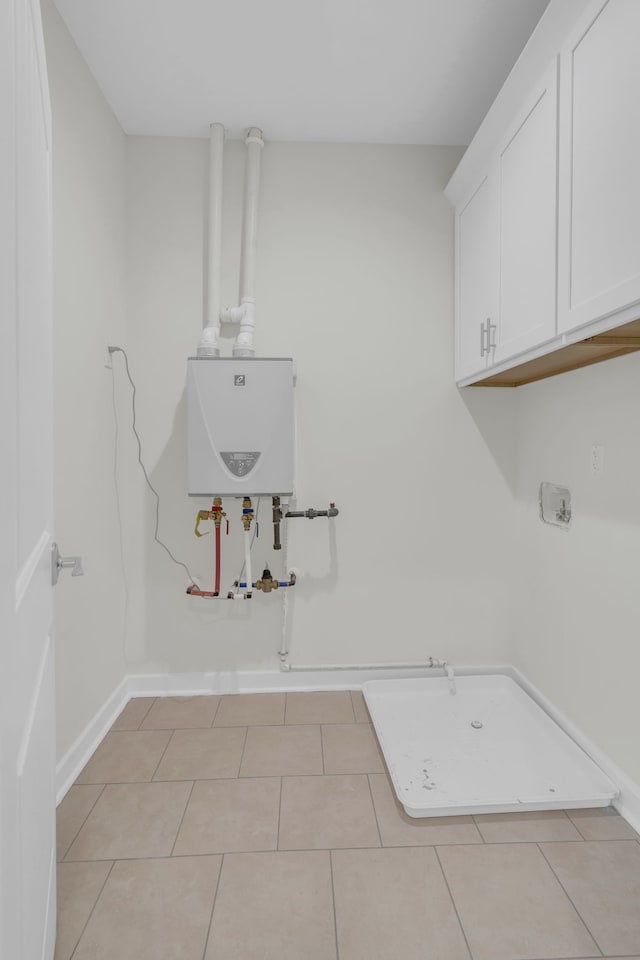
[52,0,550,144]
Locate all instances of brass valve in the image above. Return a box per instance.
[272,496,282,550]
[241,496,254,532]
[194,498,226,537]
[211,497,226,528]
[255,567,279,593]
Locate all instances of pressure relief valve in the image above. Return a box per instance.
[194,497,227,538]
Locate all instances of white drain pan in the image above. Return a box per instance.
[363,675,618,818]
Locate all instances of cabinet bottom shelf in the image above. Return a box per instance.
[469,318,640,387]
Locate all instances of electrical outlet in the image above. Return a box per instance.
[591,443,605,475]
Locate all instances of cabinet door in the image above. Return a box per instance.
[558,0,640,334]
[494,59,558,364]
[455,173,499,381]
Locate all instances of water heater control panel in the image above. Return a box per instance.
[187,357,294,497]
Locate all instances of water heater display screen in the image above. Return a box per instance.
[221,451,261,477]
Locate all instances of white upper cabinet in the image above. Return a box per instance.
[494,60,558,363]
[453,59,558,381]
[455,172,499,381]
[446,0,640,386]
[558,0,640,334]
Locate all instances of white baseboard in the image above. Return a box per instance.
[126,662,507,698]
[511,667,640,835]
[56,663,640,836]
[55,676,129,804]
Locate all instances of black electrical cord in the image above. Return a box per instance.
[109,346,198,587]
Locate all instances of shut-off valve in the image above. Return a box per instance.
[194,497,227,538]
[255,567,279,593]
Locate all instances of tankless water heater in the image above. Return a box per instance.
[187,357,294,497]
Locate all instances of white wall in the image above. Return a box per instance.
[42,0,128,759]
[124,137,518,675]
[44,9,640,800]
[514,352,640,785]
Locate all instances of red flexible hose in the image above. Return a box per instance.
[214,523,221,596]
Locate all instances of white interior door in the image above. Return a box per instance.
[0,0,57,958]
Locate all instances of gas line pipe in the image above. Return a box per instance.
[272,496,283,550]
[285,503,339,519]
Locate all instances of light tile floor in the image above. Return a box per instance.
[56,691,640,960]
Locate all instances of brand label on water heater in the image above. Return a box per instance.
[234,375,246,386]
[221,451,261,477]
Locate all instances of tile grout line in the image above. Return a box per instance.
[68,858,116,960]
[236,725,250,777]
[284,720,361,725]
[209,695,222,727]
[348,691,356,723]
[111,697,156,732]
[470,815,486,843]
[284,690,357,726]
[200,853,225,960]
[60,784,107,861]
[134,697,156,729]
[366,775,384,848]
[329,850,341,960]
[572,821,590,841]
[349,690,357,722]
[143,724,227,732]
[321,726,326,776]
[433,846,475,960]
[148,729,176,781]
[276,777,283,851]
[169,780,196,857]
[62,834,623,864]
[77,770,338,786]
[535,843,605,958]
[61,832,640,864]
[141,720,370,730]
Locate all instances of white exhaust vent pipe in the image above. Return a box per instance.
[198,122,225,357]
[229,127,264,357]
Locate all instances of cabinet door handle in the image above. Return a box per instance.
[480,321,487,357]
[487,320,496,352]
